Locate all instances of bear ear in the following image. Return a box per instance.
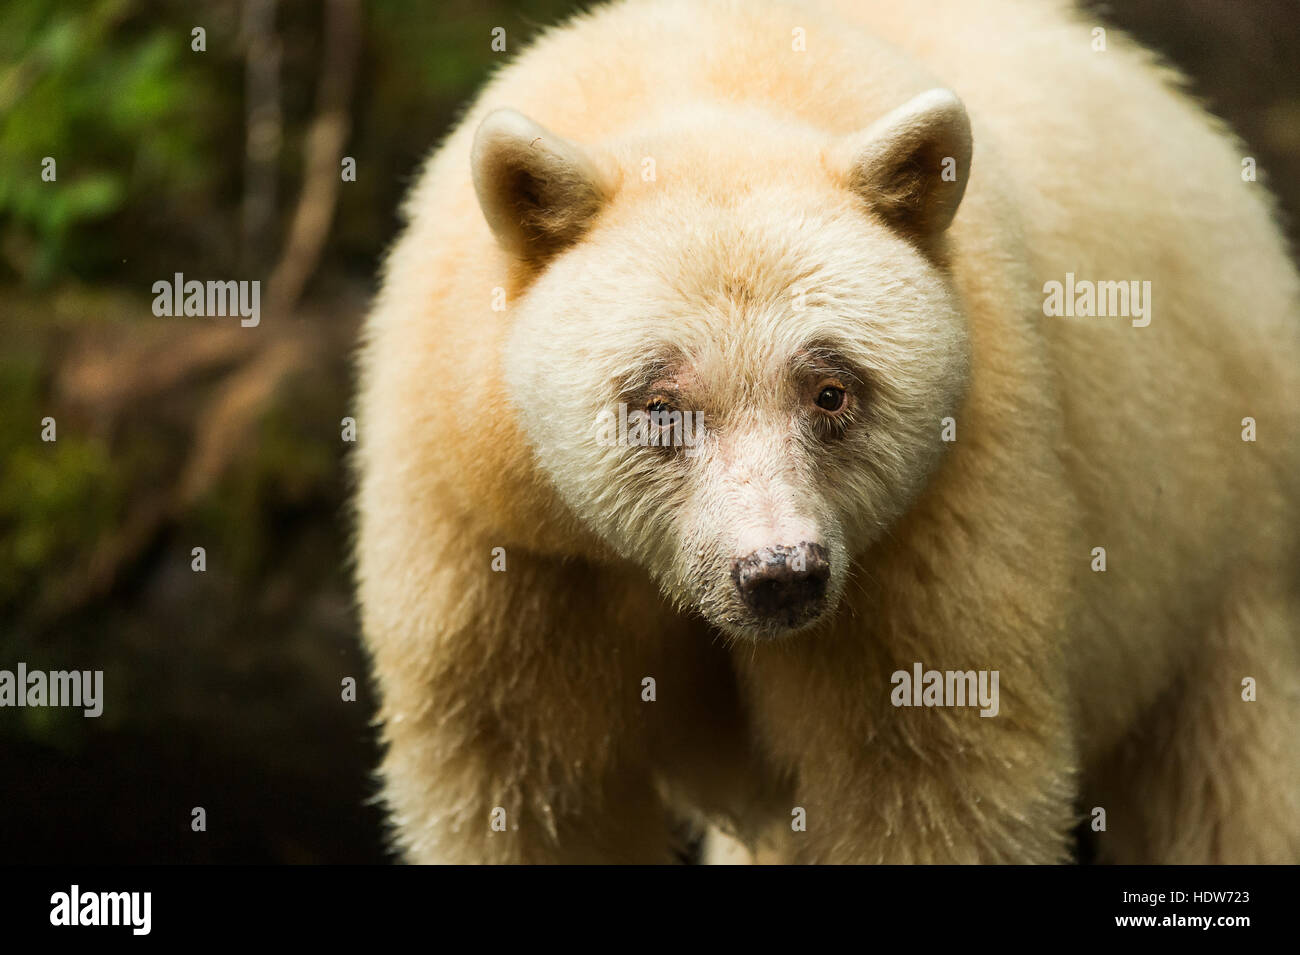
[471,108,613,261]
[831,88,972,242]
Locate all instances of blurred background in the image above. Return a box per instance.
[1,0,1297,863]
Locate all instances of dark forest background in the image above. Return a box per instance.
[1,0,1297,862]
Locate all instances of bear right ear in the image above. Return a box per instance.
[471,108,613,262]
[830,88,973,244]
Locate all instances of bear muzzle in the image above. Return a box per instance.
[731,542,831,630]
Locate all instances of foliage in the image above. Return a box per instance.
[0,0,219,284]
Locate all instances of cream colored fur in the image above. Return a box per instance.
[354,0,1300,863]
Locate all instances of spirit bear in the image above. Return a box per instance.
[354,0,1300,863]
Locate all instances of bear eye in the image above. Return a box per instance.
[644,394,676,428]
[814,382,846,413]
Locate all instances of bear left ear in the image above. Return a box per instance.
[831,88,973,241]
[471,108,613,262]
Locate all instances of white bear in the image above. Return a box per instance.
[355,0,1300,862]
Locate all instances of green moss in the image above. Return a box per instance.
[0,432,123,607]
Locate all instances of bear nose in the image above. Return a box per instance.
[732,543,830,623]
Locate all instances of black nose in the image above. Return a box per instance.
[732,543,830,623]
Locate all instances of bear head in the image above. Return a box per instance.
[475,89,973,639]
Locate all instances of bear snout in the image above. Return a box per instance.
[731,542,830,628]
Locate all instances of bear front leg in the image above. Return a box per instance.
[736,635,1080,864]
[364,551,680,864]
